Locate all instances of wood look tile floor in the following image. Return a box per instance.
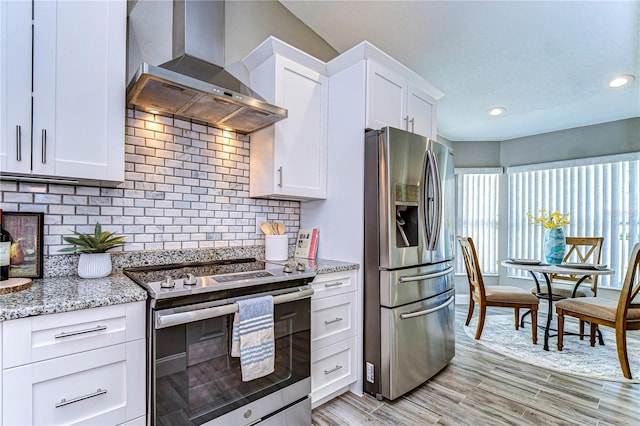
[312,306,640,425]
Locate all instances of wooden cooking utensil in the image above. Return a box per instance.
[274,222,285,235]
[260,222,273,235]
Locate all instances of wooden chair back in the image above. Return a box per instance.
[457,237,486,303]
[617,243,640,325]
[550,237,604,293]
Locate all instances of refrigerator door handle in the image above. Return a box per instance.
[420,150,431,249]
[398,266,454,283]
[399,295,455,320]
[429,151,443,251]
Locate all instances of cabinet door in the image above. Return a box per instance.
[0,0,33,174]
[31,0,56,176]
[366,61,406,131]
[33,0,125,181]
[3,344,128,425]
[407,83,437,139]
[274,57,328,199]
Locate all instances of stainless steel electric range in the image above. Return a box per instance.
[124,258,316,426]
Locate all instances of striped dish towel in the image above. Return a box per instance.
[230,295,275,381]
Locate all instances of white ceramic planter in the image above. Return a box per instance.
[78,253,112,279]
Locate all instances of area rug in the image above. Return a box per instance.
[463,314,640,383]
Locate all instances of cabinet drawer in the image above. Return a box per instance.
[311,337,356,401]
[311,292,356,350]
[3,344,128,425]
[3,301,145,368]
[311,270,357,299]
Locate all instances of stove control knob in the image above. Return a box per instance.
[183,273,197,286]
[283,263,293,273]
[160,275,175,288]
[296,262,306,271]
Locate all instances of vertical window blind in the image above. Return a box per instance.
[455,170,501,275]
[507,156,639,288]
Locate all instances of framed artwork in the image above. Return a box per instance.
[3,212,44,278]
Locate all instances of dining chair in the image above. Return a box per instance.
[524,237,604,338]
[555,242,640,379]
[458,237,539,343]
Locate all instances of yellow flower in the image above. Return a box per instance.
[526,208,570,229]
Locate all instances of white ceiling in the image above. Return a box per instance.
[279,0,640,142]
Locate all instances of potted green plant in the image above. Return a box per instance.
[60,223,125,278]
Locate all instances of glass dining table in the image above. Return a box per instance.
[500,260,615,351]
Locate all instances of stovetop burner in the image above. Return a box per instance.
[124,257,316,301]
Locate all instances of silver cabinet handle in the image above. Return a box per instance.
[324,317,343,325]
[56,388,107,408]
[55,325,107,339]
[324,365,343,375]
[277,166,283,188]
[403,115,409,131]
[400,295,455,320]
[399,266,454,283]
[324,281,344,288]
[409,117,415,133]
[41,129,47,163]
[15,125,22,161]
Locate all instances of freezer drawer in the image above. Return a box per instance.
[380,262,454,308]
[380,289,455,400]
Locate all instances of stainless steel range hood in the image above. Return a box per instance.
[126,0,286,134]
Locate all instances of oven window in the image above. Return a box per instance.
[154,299,310,426]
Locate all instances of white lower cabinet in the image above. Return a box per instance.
[119,415,146,426]
[310,270,358,407]
[1,301,145,425]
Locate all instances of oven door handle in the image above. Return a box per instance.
[155,288,315,329]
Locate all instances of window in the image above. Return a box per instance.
[455,169,501,275]
[507,154,639,288]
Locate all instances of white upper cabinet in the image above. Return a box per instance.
[406,83,437,139]
[367,60,437,139]
[367,61,407,131]
[0,0,125,183]
[243,37,328,200]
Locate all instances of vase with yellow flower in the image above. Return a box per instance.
[526,209,571,265]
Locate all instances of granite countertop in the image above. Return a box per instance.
[0,274,148,321]
[289,257,359,275]
[0,258,359,322]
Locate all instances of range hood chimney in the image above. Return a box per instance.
[126,0,286,134]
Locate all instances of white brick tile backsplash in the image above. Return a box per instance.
[0,109,299,256]
[4,192,33,203]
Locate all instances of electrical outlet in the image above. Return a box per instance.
[366,362,374,383]
[256,215,267,234]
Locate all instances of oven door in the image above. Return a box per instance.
[151,291,311,426]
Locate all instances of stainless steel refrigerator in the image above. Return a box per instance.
[363,126,455,401]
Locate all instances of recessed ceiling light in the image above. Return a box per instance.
[148,109,159,115]
[488,107,506,116]
[609,75,635,88]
